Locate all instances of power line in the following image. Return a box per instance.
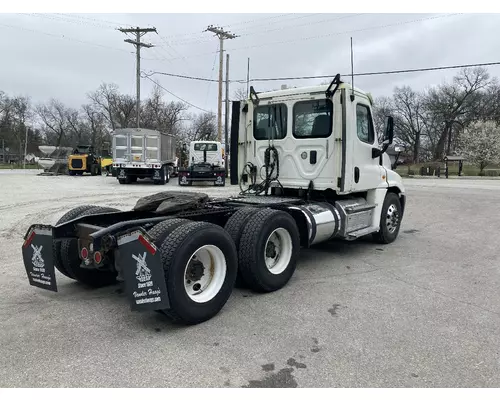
[147,61,500,84]
[56,13,133,28]
[204,43,220,109]
[158,13,365,47]
[158,13,304,41]
[17,13,116,29]
[143,75,213,113]
[226,13,297,29]
[225,13,463,53]
[237,13,367,38]
[0,22,133,55]
[147,13,464,62]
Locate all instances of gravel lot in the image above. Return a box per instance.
[1,170,499,388]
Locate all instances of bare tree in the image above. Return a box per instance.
[114,94,136,129]
[36,99,68,146]
[233,87,248,101]
[391,86,427,163]
[180,112,217,143]
[87,83,120,130]
[425,67,493,159]
[82,104,107,149]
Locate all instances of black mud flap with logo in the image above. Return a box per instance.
[178,170,190,186]
[214,170,226,186]
[152,168,162,182]
[117,229,170,312]
[21,225,57,292]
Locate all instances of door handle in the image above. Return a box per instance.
[354,167,360,183]
[310,151,317,165]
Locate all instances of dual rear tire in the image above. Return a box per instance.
[147,208,300,324]
[224,208,300,293]
[148,219,237,325]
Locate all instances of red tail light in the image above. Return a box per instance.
[94,251,102,264]
[81,247,89,259]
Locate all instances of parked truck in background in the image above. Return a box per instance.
[111,128,176,185]
[21,75,406,326]
[178,141,226,186]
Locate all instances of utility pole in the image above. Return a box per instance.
[118,26,157,129]
[246,57,250,96]
[205,25,237,142]
[224,53,230,176]
[23,125,28,169]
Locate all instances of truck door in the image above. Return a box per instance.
[113,133,129,163]
[145,135,160,163]
[253,99,333,186]
[130,134,144,163]
[348,98,385,192]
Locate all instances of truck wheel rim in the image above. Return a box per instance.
[386,204,400,234]
[184,245,226,303]
[264,228,293,275]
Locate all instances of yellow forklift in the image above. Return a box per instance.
[68,145,102,176]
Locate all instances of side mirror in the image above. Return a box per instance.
[383,116,394,145]
[372,116,394,158]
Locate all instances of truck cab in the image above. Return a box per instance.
[21,75,407,326]
[178,141,226,186]
[230,75,405,241]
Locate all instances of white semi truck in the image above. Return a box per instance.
[111,128,176,185]
[178,141,226,186]
[21,75,405,326]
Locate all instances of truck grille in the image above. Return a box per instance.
[71,159,83,169]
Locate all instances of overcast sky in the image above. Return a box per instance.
[1,12,499,115]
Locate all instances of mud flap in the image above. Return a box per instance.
[117,229,170,311]
[21,225,57,292]
[214,171,225,186]
[178,171,190,186]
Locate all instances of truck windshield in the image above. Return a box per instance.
[253,104,287,140]
[194,143,218,151]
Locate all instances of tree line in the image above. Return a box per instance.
[372,67,500,171]
[0,81,218,160]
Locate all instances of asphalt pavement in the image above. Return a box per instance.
[0,171,499,387]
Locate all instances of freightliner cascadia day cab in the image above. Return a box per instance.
[21,75,405,325]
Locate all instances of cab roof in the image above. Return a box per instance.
[252,82,372,104]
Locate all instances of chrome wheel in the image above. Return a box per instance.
[386,204,400,234]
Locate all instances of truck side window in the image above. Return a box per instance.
[293,99,333,139]
[356,104,375,144]
[253,104,287,140]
